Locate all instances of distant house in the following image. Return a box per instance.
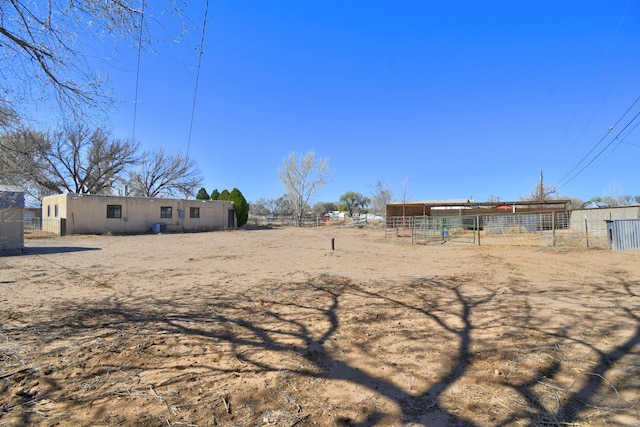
[0,187,25,252]
[41,193,236,235]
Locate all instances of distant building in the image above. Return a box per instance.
[41,193,236,235]
[385,198,571,218]
[0,187,25,252]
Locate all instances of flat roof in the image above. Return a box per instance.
[387,199,572,208]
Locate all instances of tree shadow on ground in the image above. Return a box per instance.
[2,274,639,425]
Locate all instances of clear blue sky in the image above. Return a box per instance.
[108,1,640,204]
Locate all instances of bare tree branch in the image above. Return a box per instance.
[0,125,139,196]
[127,149,202,198]
[278,151,331,226]
[0,1,189,121]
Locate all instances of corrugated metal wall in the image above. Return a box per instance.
[608,219,640,252]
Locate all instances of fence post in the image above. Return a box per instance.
[476,215,481,246]
[584,216,589,248]
[552,212,556,247]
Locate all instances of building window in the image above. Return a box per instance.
[54,204,59,217]
[160,206,172,218]
[107,205,122,219]
[47,205,51,217]
[190,207,200,218]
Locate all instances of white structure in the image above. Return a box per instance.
[42,193,236,235]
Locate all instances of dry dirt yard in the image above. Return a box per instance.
[1,226,639,426]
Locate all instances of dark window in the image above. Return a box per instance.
[107,205,122,219]
[54,204,59,217]
[190,207,200,218]
[47,205,51,217]
[160,206,172,218]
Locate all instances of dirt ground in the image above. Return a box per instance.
[1,225,639,426]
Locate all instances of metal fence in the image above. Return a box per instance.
[387,212,612,248]
[479,212,609,248]
[412,216,477,245]
[385,216,414,237]
[23,217,64,238]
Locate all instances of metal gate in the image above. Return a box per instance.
[412,216,477,245]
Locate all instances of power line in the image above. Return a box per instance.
[556,102,640,191]
[186,0,209,158]
[559,0,633,157]
[132,3,145,145]
[555,95,640,188]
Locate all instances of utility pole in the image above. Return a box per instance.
[539,169,544,200]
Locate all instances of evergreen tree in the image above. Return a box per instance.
[219,189,230,200]
[229,188,249,227]
[196,187,209,200]
[210,189,220,200]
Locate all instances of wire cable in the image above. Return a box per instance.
[132,3,145,145]
[560,0,633,157]
[186,0,209,158]
[555,95,640,188]
[556,105,640,190]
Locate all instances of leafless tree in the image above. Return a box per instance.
[399,175,411,223]
[0,105,19,131]
[0,1,188,121]
[262,196,295,216]
[0,124,139,196]
[126,149,202,198]
[278,151,331,226]
[44,125,139,194]
[0,128,53,199]
[370,181,393,215]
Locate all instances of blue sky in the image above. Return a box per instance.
[108,1,640,204]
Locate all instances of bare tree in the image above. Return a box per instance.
[370,181,393,215]
[400,175,411,224]
[45,125,139,194]
[521,170,558,201]
[0,128,54,199]
[126,149,202,198]
[0,105,19,131]
[278,151,331,226]
[0,1,188,121]
[269,196,295,216]
[1,124,139,195]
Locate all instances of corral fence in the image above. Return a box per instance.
[385,216,414,237]
[387,212,612,248]
[412,215,477,245]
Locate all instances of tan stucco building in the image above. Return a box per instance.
[42,193,236,235]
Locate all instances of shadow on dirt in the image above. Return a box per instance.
[2,274,639,426]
